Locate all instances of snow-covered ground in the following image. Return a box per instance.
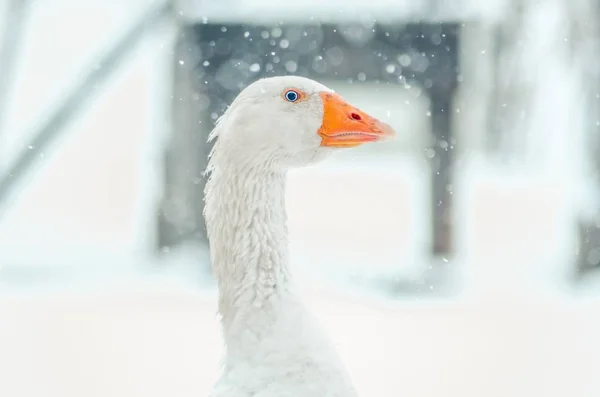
[0,1,599,396]
[2,280,600,397]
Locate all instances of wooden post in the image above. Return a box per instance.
[157,23,210,253]
[572,0,600,277]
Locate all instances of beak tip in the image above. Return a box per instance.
[380,122,397,141]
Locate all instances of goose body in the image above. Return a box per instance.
[204,76,395,397]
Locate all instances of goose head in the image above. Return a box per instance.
[209,75,396,170]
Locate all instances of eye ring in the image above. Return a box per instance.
[284,90,300,102]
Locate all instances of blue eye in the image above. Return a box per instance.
[284,90,300,102]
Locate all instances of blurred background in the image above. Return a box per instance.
[1,0,600,396]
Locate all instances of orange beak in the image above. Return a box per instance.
[318,92,396,148]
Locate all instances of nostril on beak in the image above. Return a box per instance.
[350,112,362,121]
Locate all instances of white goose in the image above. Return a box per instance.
[204,76,395,397]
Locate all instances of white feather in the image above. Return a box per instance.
[204,76,358,397]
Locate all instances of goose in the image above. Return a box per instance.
[203,76,395,397]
